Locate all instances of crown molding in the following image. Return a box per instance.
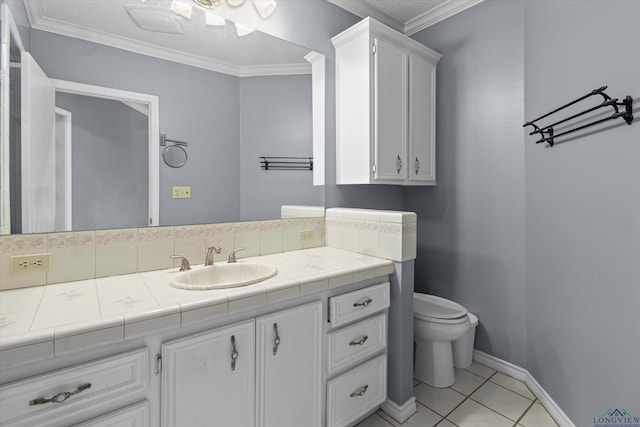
[25,2,308,77]
[404,0,485,35]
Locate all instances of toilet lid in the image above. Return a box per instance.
[414,293,468,319]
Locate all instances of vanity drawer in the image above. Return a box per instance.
[327,313,387,375]
[73,401,149,427]
[329,282,390,327]
[326,354,387,427]
[0,348,148,427]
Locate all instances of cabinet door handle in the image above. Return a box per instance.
[350,385,369,398]
[353,298,372,307]
[396,155,402,174]
[415,157,421,175]
[349,336,369,346]
[29,383,92,406]
[272,323,281,356]
[231,335,239,371]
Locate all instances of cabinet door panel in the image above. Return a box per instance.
[256,302,322,427]
[162,320,255,427]
[373,37,407,182]
[408,54,437,184]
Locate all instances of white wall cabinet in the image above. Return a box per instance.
[256,302,323,427]
[161,320,255,427]
[333,17,441,186]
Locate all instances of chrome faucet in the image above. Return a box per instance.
[227,248,245,263]
[170,255,191,271]
[205,246,222,266]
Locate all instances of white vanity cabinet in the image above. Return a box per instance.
[256,301,323,427]
[161,320,256,427]
[161,301,322,427]
[326,282,390,427]
[0,349,148,427]
[333,17,441,186]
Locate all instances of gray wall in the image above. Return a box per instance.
[410,0,640,424]
[239,74,322,221]
[524,1,640,425]
[56,93,148,230]
[408,0,527,367]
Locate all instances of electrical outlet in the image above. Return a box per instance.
[10,253,52,274]
[299,230,314,241]
[172,186,191,199]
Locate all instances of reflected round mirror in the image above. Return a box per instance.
[163,145,188,169]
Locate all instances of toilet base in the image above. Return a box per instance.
[414,339,455,388]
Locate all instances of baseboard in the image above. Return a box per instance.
[473,350,576,427]
[380,396,417,424]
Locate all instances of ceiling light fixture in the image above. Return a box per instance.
[234,22,255,36]
[205,12,225,26]
[192,0,222,8]
[169,0,192,19]
[252,0,276,18]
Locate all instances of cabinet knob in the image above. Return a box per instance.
[350,385,369,398]
[230,335,239,371]
[272,323,281,356]
[353,298,372,307]
[396,155,403,174]
[349,336,369,346]
[29,383,92,406]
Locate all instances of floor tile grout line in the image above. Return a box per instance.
[512,399,537,427]
[488,375,537,400]
[466,394,529,424]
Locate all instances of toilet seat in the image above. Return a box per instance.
[414,293,467,320]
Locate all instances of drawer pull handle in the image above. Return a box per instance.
[273,323,281,356]
[396,155,402,174]
[415,157,421,175]
[231,335,239,371]
[349,336,369,346]
[350,385,369,398]
[353,298,372,307]
[29,383,91,406]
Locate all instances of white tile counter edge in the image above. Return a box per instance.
[0,248,394,358]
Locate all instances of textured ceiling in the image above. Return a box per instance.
[365,0,450,23]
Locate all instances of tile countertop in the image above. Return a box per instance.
[0,247,394,355]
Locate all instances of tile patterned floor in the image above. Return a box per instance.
[357,362,559,427]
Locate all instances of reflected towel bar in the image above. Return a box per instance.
[260,157,313,171]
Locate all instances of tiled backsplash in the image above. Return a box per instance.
[0,208,418,292]
[0,217,324,291]
[325,208,417,262]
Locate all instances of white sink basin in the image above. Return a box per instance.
[170,262,277,290]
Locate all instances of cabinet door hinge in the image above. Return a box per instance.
[372,43,377,55]
[372,164,377,173]
[155,353,162,374]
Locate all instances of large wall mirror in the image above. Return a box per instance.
[0,0,325,236]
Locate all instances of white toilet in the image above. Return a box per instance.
[413,293,471,388]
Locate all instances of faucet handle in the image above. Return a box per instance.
[228,248,245,263]
[170,255,191,271]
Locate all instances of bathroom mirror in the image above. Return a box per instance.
[0,0,325,235]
